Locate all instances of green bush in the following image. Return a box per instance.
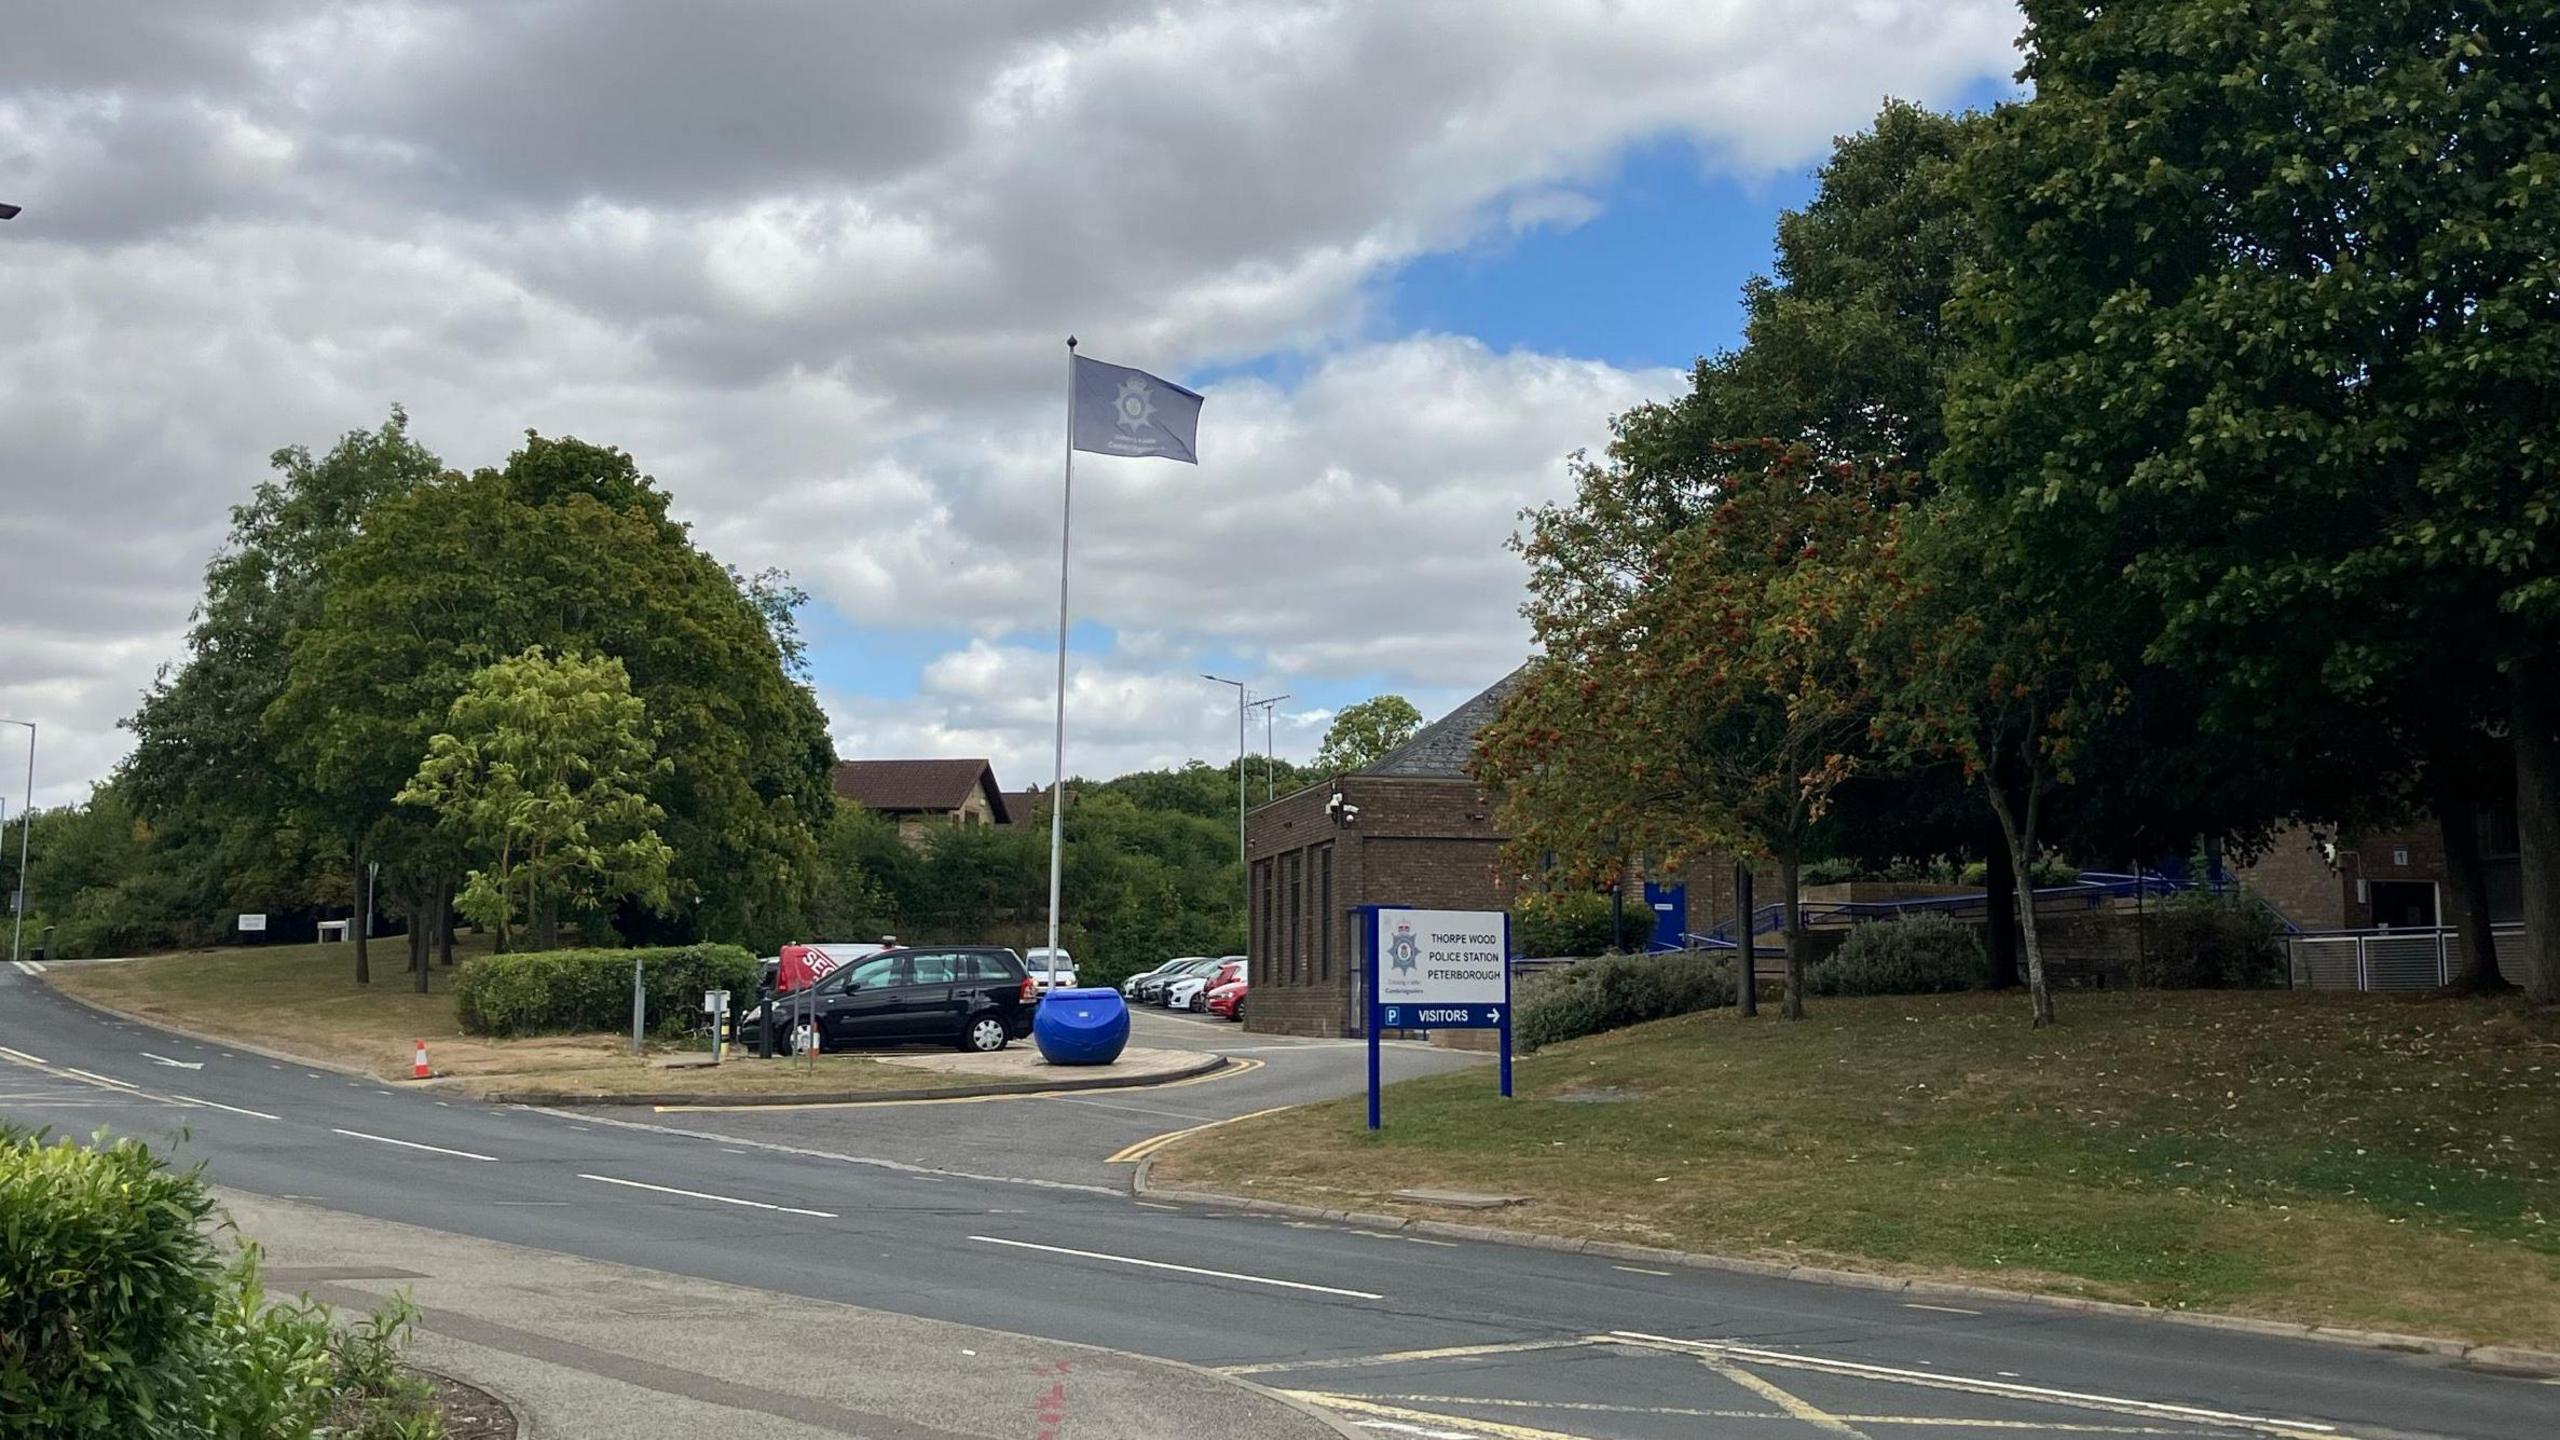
[1814,915,1990,996]
[1515,951,1733,1051]
[1958,855,2081,887]
[0,1128,223,1437]
[2131,895,2286,989]
[1512,891,1647,958]
[455,943,759,1037]
[0,1129,441,1440]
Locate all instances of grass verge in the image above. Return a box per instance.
[45,942,982,1097]
[1150,989,2560,1348]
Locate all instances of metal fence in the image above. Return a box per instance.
[2285,925,2529,992]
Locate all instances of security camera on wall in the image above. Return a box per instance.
[1326,792,1359,826]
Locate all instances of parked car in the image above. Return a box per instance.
[739,946,1036,1053]
[1124,956,1207,1000]
[1136,956,1226,1006]
[1205,972,1247,1021]
[1171,958,1245,1012]
[1023,946,1078,992]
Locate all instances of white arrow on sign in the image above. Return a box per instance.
[141,1052,205,1071]
[1486,1009,1500,1022]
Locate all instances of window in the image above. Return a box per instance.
[1317,844,1334,982]
[1251,858,1274,977]
[833,954,901,991]
[967,952,1021,982]
[907,952,961,985]
[1287,853,1304,983]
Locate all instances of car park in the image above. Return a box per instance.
[1123,956,1205,1000]
[1135,955,1226,1006]
[1169,957,1244,1012]
[739,946,1037,1053]
[1205,972,1247,1021]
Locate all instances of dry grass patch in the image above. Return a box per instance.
[1153,989,2560,1347]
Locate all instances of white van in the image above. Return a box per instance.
[1023,946,1077,992]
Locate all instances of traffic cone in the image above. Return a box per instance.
[412,1039,431,1080]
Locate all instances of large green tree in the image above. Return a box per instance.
[1943,0,2560,996]
[123,409,445,979]
[271,434,835,957]
[1314,695,1423,774]
[398,648,673,953]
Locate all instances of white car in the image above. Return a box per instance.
[1167,973,1218,1010]
[1024,946,1077,992]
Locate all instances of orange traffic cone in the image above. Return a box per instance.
[412,1039,431,1080]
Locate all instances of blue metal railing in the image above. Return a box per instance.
[1659,867,2298,952]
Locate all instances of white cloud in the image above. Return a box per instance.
[0,0,2021,806]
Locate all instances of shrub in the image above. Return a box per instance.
[1959,855,2081,887]
[0,1128,223,1438]
[1515,951,1732,1051]
[2131,895,2286,989]
[455,943,759,1037]
[1512,891,1648,958]
[1815,915,1990,996]
[0,1129,441,1440]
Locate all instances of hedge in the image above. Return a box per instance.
[455,943,760,1038]
[1512,890,1649,958]
[1814,914,1990,996]
[1515,951,1733,1051]
[0,1128,438,1440]
[2131,895,2286,989]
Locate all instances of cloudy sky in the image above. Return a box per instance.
[0,1,2023,808]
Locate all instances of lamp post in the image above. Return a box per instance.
[0,203,20,220]
[1247,693,1290,802]
[1202,676,1248,869]
[0,720,31,964]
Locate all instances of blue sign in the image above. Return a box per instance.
[1365,905,1513,1130]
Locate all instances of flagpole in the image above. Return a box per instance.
[1044,337,1076,979]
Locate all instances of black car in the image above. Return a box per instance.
[745,946,1037,1054]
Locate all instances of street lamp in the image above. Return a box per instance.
[1248,693,1291,802]
[0,203,20,220]
[1202,676,1249,868]
[0,720,31,964]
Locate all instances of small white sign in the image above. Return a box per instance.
[237,913,268,933]
[1375,908,1507,1007]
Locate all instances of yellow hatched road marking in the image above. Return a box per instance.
[1703,1355,1873,1438]
[1286,1392,1608,1440]
[662,1058,1260,1114]
[1337,1393,2208,1434]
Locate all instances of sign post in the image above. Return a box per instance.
[1365,905,1513,1131]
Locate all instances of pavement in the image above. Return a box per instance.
[217,1187,1349,1439]
[6,962,2556,1440]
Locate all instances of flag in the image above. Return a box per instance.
[1071,354,1202,463]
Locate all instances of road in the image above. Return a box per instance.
[3,962,2551,1440]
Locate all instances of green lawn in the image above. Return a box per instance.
[1151,989,2560,1347]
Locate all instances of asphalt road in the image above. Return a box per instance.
[4,962,2552,1440]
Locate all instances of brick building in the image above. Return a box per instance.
[2242,807,2522,931]
[1243,672,1524,1037]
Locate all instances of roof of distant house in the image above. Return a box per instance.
[1359,667,1528,780]
[833,759,1010,822]
[998,786,1067,826]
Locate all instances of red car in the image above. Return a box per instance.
[1205,968,1248,1022]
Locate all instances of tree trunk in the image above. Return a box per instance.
[2514,671,2560,1002]
[411,879,431,993]
[1986,784,2055,1027]
[352,833,370,985]
[1983,833,2020,990]
[438,879,457,967]
[1733,860,1757,1017]
[2426,755,2509,993]
[1778,853,1806,1021]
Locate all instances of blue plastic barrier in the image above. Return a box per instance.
[1032,987,1130,1066]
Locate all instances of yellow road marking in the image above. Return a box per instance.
[1220,1337,1598,1377]
[665,1058,1260,1114]
[1106,1099,1294,1163]
[1608,1333,2336,1439]
[1337,1393,2205,1434]
[1286,1392,1607,1440]
[1703,1356,1873,1438]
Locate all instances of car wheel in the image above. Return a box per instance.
[960,1014,1009,1053]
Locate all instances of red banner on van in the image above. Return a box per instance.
[777,943,879,994]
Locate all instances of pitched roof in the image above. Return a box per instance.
[833,759,1010,821]
[998,786,1067,826]
[1359,667,1528,779]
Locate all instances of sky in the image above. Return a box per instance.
[0,1,2027,809]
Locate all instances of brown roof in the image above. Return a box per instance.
[998,786,1073,827]
[833,759,1009,821]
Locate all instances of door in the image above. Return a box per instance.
[2368,880,2439,930]
[816,952,906,1044]
[890,951,967,1037]
[1644,880,1687,952]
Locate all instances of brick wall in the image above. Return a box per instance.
[2243,820,2450,932]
